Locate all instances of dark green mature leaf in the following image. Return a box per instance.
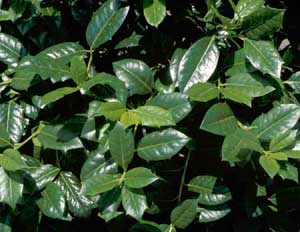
[251,104,300,140]
[224,73,275,97]
[37,124,83,152]
[71,56,87,86]
[85,0,129,49]
[0,125,12,148]
[113,59,154,95]
[37,42,86,64]
[0,149,26,171]
[198,206,231,223]
[80,150,118,181]
[244,39,283,78]
[241,7,284,40]
[269,130,297,152]
[0,33,23,67]
[82,174,121,196]
[220,87,252,107]
[40,87,78,108]
[115,34,143,49]
[0,167,23,209]
[200,103,238,136]
[109,122,134,170]
[0,102,25,144]
[137,128,189,161]
[0,212,12,232]
[178,36,219,92]
[169,48,186,85]
[259,155,280,178]
[125,167,159,188]
[279,164,298,183]
[122,186,148,220]
[187,176,217,194]
[10,71,35,91]
[187,83,219,102]
[143,0,166,27]
[55,172,93,217]
[80,73,128,103]
[37,183,70,220]
[234,0,264,20]
[146,93,192,122]
[285,71,300,93]
[222,129,263,162]
[170,199,198,229]
[198,186,232,206]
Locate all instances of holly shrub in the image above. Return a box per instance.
[1,0,300,231]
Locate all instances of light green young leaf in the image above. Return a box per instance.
[259,155,280,178]
[187,83,219,102]
[125,167,159,188]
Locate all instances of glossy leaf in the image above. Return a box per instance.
[0,102,25,144]
[125,167,159,188]
[251,104,300,140]
[40,87,78,108]
[143,0,166,27]
[220,87,252,107]
[269,130,297,152]
[146,93,192,122]
[0,149,26,171]
[0,33,23,67]
[198,206,231,223]
[113,59,154,95]
[178,36,219,92]
[122,186,148,220]
[198,186,232,206]
[109,122,134,170]
[0,125,12,148]
[259,155,280,178]
[170,199,198,229]
[169,48,186,85]
[0,167,23,209]
[137,128,189,161]
[200,103,238,136]
[235,0,264,19]
[86,0,129,49]
[187,176,217,194]
[244,39,283,78]
[285,71,300,93]
[187,83,219,102]
[55,172,93,217]
[115,34,143,49]
[82,174,121,196]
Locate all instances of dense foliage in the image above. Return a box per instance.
[1,0,300,231]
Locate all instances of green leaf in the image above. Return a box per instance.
[170,199,198,229]
[187,83,219,102]
[10,71,35,91]
[259,155,280,178]
[120,111,140,128]
[25,164,60,191]
[85,0,129,49]
[80,150,118,181]
[244,39,283,78]
[169,48,186,85]
[198,186,232,206]
[113,59,154,95]
[220,87,252,107]
[222,129,263,162]
[0,33,23,67]
[71,56,87,86]
[37,42,86,64]
[0,167,23,209]
[234,0,264,19]
[137,128,189,161]
[0,212,12,232]
[80,73,128,103]
[0,101,25,144]
[146,93,192,122]
[109,122,134,170]
[37,124,83,152]
[55,172,93,217]
[40,87,78,108]
[0,149,26,171]
[241,7,284,40]
[130,106,175,128]
[224,73,275,97]
[178,36,219,92]
[225,49,255,77]
[115,34,143,49]
[98,102,126,121]
[187,176,217,194]
[122,186,148,220]
[285,71,300,93]
[143,0,166,27]
[251,104,300,140]
[198,206,231,223]
[200,103,238,136]
[0,125,12,148]
[270,130,297,152]
[269,152,287,161]
[124,167,159,188]
[82,174,121,196]
[279,164,298,183]
[37,183,70,220]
